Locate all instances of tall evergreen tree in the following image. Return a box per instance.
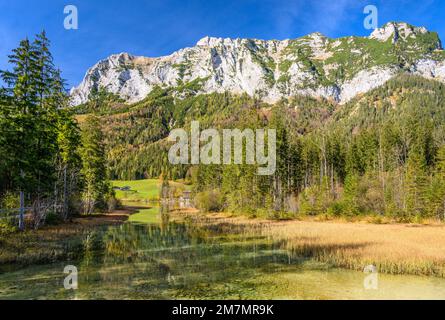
[80,115,111,214]
[0,32,84,228]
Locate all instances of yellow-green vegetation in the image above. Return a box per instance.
[128,207,160,224]
[0,214,128,268]
[112,179,190,202]
[113,179,162,202]
[3,217,445,300]
[192,213,445,278]
[269,220,445,277]
[191,76,445,222]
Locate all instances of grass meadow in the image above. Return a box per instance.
[112,179,190,202]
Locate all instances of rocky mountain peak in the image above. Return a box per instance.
[369,22,430,43]
[197,36,225,47]
[71,22,445,106]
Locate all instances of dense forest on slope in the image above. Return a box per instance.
[80,74,445,221]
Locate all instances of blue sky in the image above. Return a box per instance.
[0,0,444,88]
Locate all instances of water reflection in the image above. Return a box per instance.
[1,206,445,300]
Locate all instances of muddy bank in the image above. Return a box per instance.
[0,208,135,270]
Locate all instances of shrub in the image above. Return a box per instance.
[0,221,17,235]
[107,195,121,212]
[194,189,224,212]
[297,183,332,216]
[327,201,348,217]
[0,192,20,232]
[1,191,19,209]
[45,211,61,226]
[265,210,296,220]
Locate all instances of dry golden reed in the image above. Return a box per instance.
[197,213,445,277]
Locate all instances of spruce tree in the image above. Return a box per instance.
[80,115,111,214]
[404,151,427,219]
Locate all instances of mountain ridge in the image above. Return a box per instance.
[70,22,445,106]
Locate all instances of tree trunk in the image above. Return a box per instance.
[19,190,25,231]
[63,165,68,220]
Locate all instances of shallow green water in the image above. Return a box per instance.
[1,207,445,300]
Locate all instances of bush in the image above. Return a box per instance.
[0,221,17,235]
[327,200,362,217]
[0,192,20,232]
[327,201,348,217]
[45,211,61,226]
[297,184,332,216]
[194,189,224,212]
[264,210,296,220]
[1,191,19,209]
[107,196,121,212]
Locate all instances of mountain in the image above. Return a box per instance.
[70,22,445,106]
[97,74,445,182]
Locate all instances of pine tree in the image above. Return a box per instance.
[404,151,427,219]
[56,109,81,219]
[426,146,445,220]
[0,38,40,195]
[80,115,111,214]
[343,173,360,215]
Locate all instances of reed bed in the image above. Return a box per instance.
[194,213,445,277]
[268,221,445,277]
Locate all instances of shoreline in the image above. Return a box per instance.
[0,208,134,271]
[172,210,445,278]
[3,206,445,278]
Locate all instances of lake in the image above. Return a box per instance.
[1,206,445,300]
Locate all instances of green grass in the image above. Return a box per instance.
[112,179,191,202]
[112,179,162,202]
[113,178,193,224]
[128,207,160,224]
